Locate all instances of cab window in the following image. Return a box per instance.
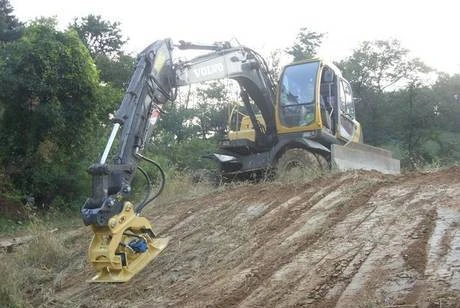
[279,62,319,127]
[339,79,355,118]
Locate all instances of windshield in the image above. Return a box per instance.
[279,62,319,127]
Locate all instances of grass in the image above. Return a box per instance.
[0,217,26,235]
[0,209,81,236]
[0,170,222,307]
[0,220,77,307]
[156,172,221,205]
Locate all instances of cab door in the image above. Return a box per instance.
[337,78,358,142]
[276,61,321,134]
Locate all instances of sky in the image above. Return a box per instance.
[9,0,460,75]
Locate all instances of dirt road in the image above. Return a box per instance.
[20,168,460,307]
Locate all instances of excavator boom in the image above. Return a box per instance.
[81,39,174,282]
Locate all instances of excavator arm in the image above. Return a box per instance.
[81,39,175,226]
[81,39,175,282]
[81,38,279,282]
[82,38,277,227]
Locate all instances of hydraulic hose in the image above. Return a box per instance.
[134,152,165,214]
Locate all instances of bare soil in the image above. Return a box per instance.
[10,168,460,307]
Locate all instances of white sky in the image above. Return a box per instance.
[9,0,460,75]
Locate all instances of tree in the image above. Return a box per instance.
[0,0,23,43]
[70,14,126,58]
[70,15,134,89]
[339,40,429,93]
[195,81,229,140]
[431,73,460,132]
[95,53,135,88]
[150,101,219,172]
[387,84,437,168]
[0,20,104,206]
[156,103,198,143]
[338,39,431,145]
[418,73,460,165]
[285,27,325,61]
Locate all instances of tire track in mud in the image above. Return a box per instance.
[331,182,455,307]
[41,168,460,308]
[237,174,443,307]
[239,175,399,307]
[153,172,389,304]
[62,172,392,307]
[403,208,438,274]
[326,198,433,306]
[172,194,322,306]
[399,208,438,305]
[158,175,352,305]
[179,173,391,307]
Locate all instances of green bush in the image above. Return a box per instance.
[0,20,116,209]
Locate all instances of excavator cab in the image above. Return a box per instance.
[275,59,361,143]
[273,59,399,174]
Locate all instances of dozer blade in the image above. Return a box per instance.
[331,142,400,174]
[87,202,169,283]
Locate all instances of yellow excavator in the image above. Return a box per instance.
[224,57,400,178]
[81,39,399,282]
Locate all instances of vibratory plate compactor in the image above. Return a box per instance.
[81,157,170,283]
[84,201,169,283]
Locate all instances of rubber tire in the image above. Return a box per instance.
[315,153,330,171]
[277,148,322,179]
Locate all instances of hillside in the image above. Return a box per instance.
[2,168,460,307]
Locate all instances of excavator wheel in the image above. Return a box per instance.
[315,153,330,171]
[276,148,323,181]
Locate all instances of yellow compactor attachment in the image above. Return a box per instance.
[88,202,169,283]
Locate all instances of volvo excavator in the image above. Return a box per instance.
[81,38,399,282]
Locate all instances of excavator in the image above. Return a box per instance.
[80,38,399,282]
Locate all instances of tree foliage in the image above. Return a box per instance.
[285,27,325,61]
[338,39,432,148]
[0,0,23,43]
[339,40,430,93]
[156,103,198,143]
[69,15,134,89]
[95,53,135,88]
[151,102,218,172]
[0,20,105,206]
[195,81,229,140]
[149,82,231,171]
[70,14,126,58]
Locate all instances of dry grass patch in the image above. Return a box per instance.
[0,220,75,307]
[156,173,221,206]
